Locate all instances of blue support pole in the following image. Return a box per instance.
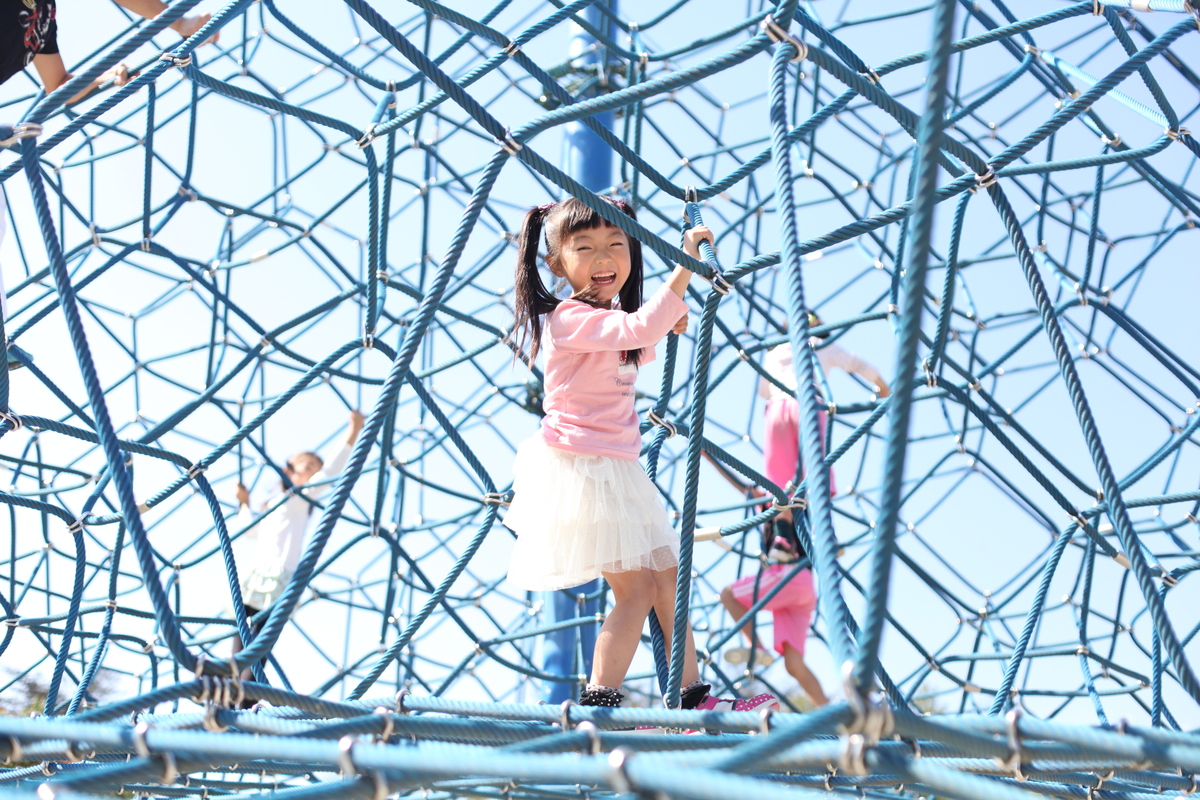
[540,2,615,705]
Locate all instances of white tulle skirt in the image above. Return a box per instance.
[504,436,679,591]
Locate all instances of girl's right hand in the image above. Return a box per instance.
[683,225,714,259]
[235,482,250,509]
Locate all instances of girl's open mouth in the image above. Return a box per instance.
[592,272,616,286]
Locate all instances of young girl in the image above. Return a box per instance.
[504,196,777,713]
[231,409,364,680]
[717,313,890,706]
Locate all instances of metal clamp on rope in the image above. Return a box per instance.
[1166,127,1192,142]
[337,736,359,776]
[559,698,576,731]
[1186,0,1200,29]
[839,667,894,744]
[186,463,206,481]
[496,129,522,157]
[482,491,511,507]
[394,689,411,715]
[502,39,521,58]
[5,736,22,765]
[0,410,23,431]
[647,409,677,438]
[575,720,601,754]
[68,518,87,535]
[760,14,807,62]
[774,496,807,511]
[839,733,870,776]
[373,707,395,742]
[159,52,192,68]
[0,123,43,149]
[999,708,1028,781]
[973,167,998,192]
[608,749,634,794]
[859,67,881,84]
[702,268,731,296]
[357,123,377,149]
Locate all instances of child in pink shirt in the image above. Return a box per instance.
[504,196,777,714]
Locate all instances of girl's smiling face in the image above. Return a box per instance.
[550,224,631,305]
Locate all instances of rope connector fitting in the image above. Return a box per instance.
[159,52,193,68]
[703,269,731,296]
[761,14,808,62]
[1,123,42,150]
[1001,708,1028,781]
[482,492,510,507]
[859,67,881,84]
[973,167,998,192]
[502,39,521,58]
[0,410,22,431]
[647,409,677,438]
[497,129,522,157]
[357,123,377,149]
[607,748,634,794]
[1165,127,1192,142]
[774,496,807,511]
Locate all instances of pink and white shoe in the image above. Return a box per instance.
[695,692,781,713]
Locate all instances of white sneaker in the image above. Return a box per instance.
[724,646,775,668]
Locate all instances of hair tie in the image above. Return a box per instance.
[537,201,556,212]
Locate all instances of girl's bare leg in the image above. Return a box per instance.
[590,569,656,688]
[719,586,767,651]
[783,643,828,706]
[649,567,700,687]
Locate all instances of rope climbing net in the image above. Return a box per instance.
[0,0,1199,797]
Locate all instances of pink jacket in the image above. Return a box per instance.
[540,283,689,461]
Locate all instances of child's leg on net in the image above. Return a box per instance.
[590,569,657,688]
[649,566,700,686]
[720,581,764,650]
[772,571,828,705]
[782,644,828,706]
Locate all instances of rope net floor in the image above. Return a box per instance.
[1,0,1199,798]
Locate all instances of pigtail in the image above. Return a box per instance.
[613,199,645,366]
[512,205,560,365]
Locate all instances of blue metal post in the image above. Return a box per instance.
[541,1,616,705]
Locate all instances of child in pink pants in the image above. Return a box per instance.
[721,317,889,707]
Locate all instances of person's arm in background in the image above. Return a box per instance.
[33,1,215,105]
[817,341,891,398]
[111,0,217,42]
[30,51,128,105]
[305,409,366,496]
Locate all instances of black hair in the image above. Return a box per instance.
[511,196,645,365]
[282,451,324,515]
